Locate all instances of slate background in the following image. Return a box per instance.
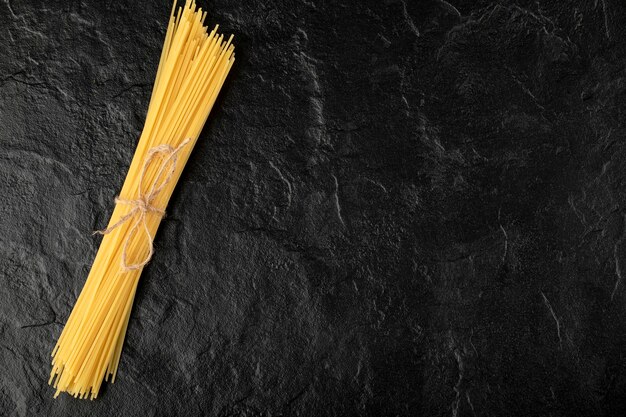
[1,0,626,416]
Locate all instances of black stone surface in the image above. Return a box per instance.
[1,0,626,415]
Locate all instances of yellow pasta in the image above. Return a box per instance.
[49,0,234,399]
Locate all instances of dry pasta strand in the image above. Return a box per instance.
[49,0,234,399]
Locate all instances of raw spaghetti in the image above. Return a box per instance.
[49,0,234,399]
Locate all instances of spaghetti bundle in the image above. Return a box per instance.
[49,0,234,399]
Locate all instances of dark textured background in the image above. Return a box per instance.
[1,0,626,415]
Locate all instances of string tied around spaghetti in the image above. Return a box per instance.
[95,138,192,271]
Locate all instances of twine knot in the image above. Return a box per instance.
[95,138,191,271]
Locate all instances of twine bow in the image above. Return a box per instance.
[95,138,191,271]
